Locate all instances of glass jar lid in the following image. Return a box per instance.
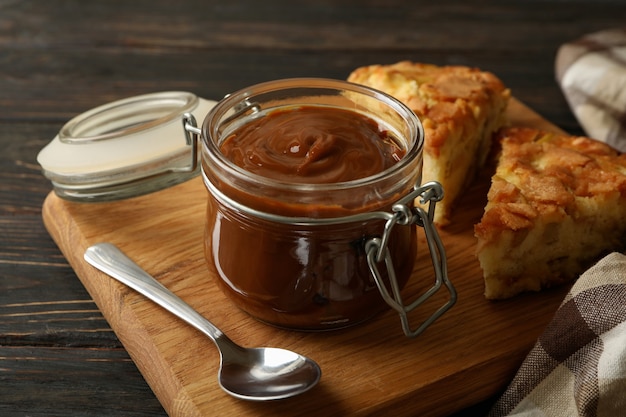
[37,91,216,202]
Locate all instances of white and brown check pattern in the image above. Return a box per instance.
[556,28,626,153]
[489,252,626,416]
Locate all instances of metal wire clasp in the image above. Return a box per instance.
[181,113,201,173]
[365,181,457,338]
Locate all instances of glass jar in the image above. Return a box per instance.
[197,79,455,335]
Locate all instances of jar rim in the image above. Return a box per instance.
[201,78,424,192]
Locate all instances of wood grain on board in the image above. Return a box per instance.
[42,98,569,417]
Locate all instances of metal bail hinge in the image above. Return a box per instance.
[180,112,201,173]
[366,181,457,338]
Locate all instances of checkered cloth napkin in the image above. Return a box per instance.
[488,252,626,416]
[555,28,626,152]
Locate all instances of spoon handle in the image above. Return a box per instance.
[84,242,226,344]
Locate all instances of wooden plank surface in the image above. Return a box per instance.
[41,99,570,416]
[4,2,626,415]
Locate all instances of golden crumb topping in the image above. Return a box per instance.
[347,61,510,153]
[476,127,626,242]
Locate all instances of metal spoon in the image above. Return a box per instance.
[84,242,321,401]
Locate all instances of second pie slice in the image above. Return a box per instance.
[475,127,626,299]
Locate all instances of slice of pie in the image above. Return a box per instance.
[475,127,626,299]
[348,61,510,225]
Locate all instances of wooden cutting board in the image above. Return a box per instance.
[42,99,570,417]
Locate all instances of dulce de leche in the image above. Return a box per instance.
[220,106,405,184]
[201,81,425,331]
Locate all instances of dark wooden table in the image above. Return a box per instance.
[2,1,624,415]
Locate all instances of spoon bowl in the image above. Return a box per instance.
[84,242,321,401]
